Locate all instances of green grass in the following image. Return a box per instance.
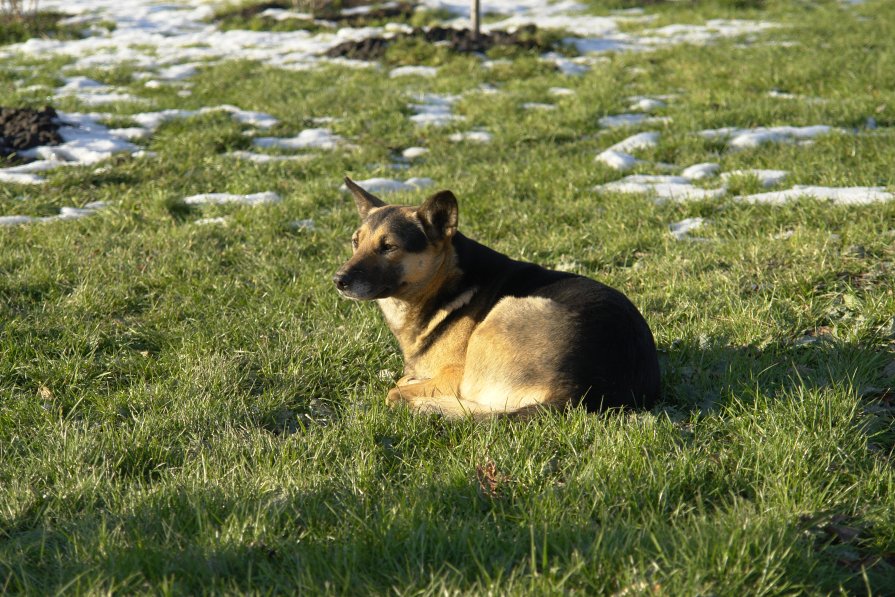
[0,11,91,46]
[2,0,895,593]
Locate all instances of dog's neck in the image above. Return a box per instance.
[376,241,467,358]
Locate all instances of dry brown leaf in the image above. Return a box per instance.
[475,461,502,499]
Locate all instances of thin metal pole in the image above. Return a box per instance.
[471,0,480,41]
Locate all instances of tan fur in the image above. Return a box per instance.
[384,296,576,418]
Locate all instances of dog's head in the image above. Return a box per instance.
[333,177,458,300]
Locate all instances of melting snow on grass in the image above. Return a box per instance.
[669,217,706,241]
[226,151,314,163]
[599,113,671,129]
[0,201,107,226]
[341,177,433,194]
[408,94,464,127]
[549,87,575,97]
[681,163,721,180]
[449,130,493,143]
[0,106,281,184]
[595,131,659,171]
[700,125,833,149]
[402,147,429,159]
[253,128,344,150]
[183,192,282,206]
[522,103,556,111]
[627,96,668,112]
[390,66,438,78]
[596,175,726,202]
[0,0,785,87]
[738,186,894,205]
[54,76,146,106]
[721,169,788,187]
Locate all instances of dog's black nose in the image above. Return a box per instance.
[333,272,349,290]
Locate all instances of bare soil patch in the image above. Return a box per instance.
[0,106,63,162]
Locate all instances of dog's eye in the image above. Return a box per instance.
[380,242,398,253]
[351,236,359,249]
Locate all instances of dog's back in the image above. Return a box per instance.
[451,233,661,411]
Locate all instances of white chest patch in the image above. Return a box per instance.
[377,297,408,330]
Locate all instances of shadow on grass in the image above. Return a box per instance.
[5,478,892,594]
[2,339,892,593]
[659,336,893,414]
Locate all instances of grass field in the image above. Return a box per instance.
[2,0,895,593]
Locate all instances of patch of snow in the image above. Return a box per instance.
[595,175,725,202]
[628,96,667,112]
[595,132,659,171]
[22,112,139,165]
[0,201,107,226]
[721,169,788,187]
[681,162,720,180]
[109,127,153,141]
[253,128,343,150]
[341,177,433,194]
[766,89,824,104]
[226,151,313,163]
[402,147,429,159]
[737,186,894,205]
[522,102,556,111]
[669,217,705,240]
[183,192,282,206]
[638,19,779,47]
[549,87,575,97]
[448,130,493,143]
[390,65,438,78]
[608,131,660,153]
[195,217,228,225]
[211,105,279,129]
[1,159,71,174]
[0,215,37,225]
[0,158,75,183]
[596,131,659,172]
[408,94,464,127]
[700,125,833,150]
[260,8,314,21]
[599,113,671,129]
[54,76,146,106]
[596,149,642,171]
[545,54,594,76]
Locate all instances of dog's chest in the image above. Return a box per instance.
[378,289,480,378]
[377,298,408,330]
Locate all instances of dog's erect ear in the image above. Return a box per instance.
[345,176,386,218]
[417,190,458,242]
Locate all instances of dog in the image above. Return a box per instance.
[334,177,661,418]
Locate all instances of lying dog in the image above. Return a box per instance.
[334,177,661,418]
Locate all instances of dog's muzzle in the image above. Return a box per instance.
[333,271,352,293]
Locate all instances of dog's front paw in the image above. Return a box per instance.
[386,386,407,407]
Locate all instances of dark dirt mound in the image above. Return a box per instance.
[325,24,552,60]
[0,106,63,161]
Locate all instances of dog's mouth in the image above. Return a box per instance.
[335,282,395,301]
